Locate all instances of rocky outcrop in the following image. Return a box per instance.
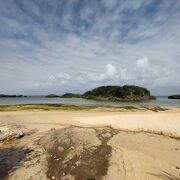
[39,127,118,180]
[0,124,25,142]
[1,126,180,179]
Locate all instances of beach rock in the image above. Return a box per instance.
[38,127,116,180]
[0,124,25,142]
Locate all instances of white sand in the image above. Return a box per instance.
[0,109,180,179]
[0,109,180,137]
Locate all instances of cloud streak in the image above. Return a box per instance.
[0,0,180,95]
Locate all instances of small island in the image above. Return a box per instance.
[45,94,60,98]
[61,93,82,98]
[61,85,155,100]
[168,94,180,99]
[83,85,155,100]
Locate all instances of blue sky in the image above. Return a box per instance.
[0,0,180,95]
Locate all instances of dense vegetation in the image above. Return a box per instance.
[168,94,180,99]
[61,93,82,98]
[83,85,155,100]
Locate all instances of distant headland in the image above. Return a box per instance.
[0,94,27,98]
[168,94,180,99]
[45,94,60,98]
[56,85,155,100]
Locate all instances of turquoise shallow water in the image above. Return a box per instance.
[0,96,179,107]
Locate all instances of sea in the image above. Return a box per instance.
[0,96,179,107]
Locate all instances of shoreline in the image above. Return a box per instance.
[0,107,180,137]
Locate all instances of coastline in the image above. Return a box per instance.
[0,107,180,179]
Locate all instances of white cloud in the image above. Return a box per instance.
[119,68,134,81]
[76,76,84,84]
[61,80,69,85]
[56,73,71,80]
[89,64,117,82]
[136,57,149,71]
[48,73,71,82]
[105,64,117,77]
[48,75,56,81]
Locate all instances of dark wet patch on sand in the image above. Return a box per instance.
[39,127,118,180]
[0,146,33,179]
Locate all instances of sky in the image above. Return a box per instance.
[0,0,180,95]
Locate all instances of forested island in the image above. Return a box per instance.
[60,85,155,100]
[83,85,155,100]
[168,94,180,99]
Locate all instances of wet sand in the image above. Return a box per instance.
[0,108,180,179]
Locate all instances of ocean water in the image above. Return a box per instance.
[0,96,179,107]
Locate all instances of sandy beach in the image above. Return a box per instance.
[0,108,180,179]
[1,0,180,179]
